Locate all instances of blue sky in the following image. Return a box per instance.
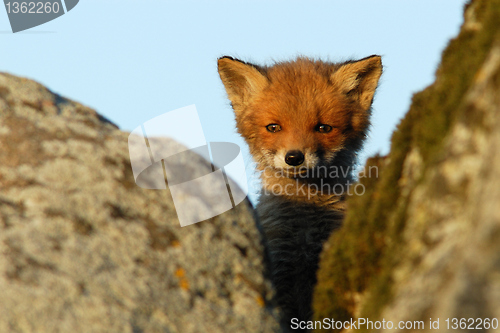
[1,0,468,202]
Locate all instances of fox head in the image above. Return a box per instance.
[218,56,382,179]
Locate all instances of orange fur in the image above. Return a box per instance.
[218,56,382,329]
[219,56,381,201]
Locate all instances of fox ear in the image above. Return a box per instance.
[331,55,382,110]
[218,57,268,114]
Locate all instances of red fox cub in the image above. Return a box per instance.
[218,55,382,328]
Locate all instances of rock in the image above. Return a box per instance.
[0,73,280,332]
[313,0,500,331]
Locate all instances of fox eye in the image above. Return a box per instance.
[316,124,333,133]
[266,124,282,133]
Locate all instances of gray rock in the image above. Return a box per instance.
[0,73,280,332]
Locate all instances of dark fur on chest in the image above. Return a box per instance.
[257,196,344,330]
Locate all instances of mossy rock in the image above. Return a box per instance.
[313,0,500,331]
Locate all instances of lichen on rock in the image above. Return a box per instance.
[0,73,280,333]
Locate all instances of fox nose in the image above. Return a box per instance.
[285,150,305,166]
